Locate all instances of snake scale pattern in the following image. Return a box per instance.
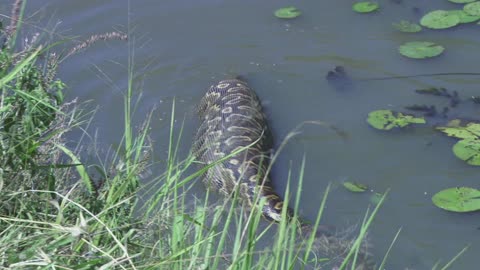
[193,77,285,222]
[193,78,374,270]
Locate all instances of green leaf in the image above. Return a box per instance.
[367,110,426,130]
[448,0,477,3]
[464,1,480,16]
[343,181,368,193]
[452,139,480,166]
[432,187,480,212]
[352,2,379,13]
[398,41,445,59]
[0,47,41,88]
[274,7,301,19]
[55,144,95,194]
[436,122,480,140]
[420,10,460,29]
[392,20,422,32]
[447,10,480,23]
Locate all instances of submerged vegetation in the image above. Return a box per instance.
[364,76,480,213]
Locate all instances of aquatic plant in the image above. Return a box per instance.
[448,0,477,3]
[420,10,460,29]
[274,7,301,19]
[464,1,480,16]
[352,2,380,13]
[432,187,480,212]
[437,122,480,166]
[398,41,445,59]
[367,110,426,130]
[343,181,369,193]
[392,20,422,33]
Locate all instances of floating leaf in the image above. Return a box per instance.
[447,10,480,23]
[392,20,422,32]
[343,181,368,193]
[352,2,379,13]
[432,187,480,212]
[420,10,460,29]
[398,41,445,59]
[367,110,426,130]
[274,6,301,19]
[448,0,477,3]
[436,122,480,140]
[453,139,480,166]
[464,1,480,16]
[446,119,462,127]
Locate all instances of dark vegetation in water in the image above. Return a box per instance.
[326,65,353,91]
[328,64,480,214]
[404,87,460,118]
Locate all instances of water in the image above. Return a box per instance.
[15,0,480,268]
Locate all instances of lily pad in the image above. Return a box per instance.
[464,1,480,16]
[448,0,477,3]
[343,182,368,193]
[274,7,301,19]
[367,110,426,130]
[420,10,460,29]
[398,41,445,59]
[453,139,480,166]
[432,187,480,212]
[392,20,422,32]
[436,122,480,140]
[352,2,379,13]
[447,10,480,23]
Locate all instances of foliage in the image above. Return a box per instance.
[343,181,368,193]
[448,0,477,3]
[452,139,480,166]
[398,41,445,59]
[352,2,380,13]
[0,1,471,269]
[420,10,460,29]
[367,110,426,130]
[0,49,65,173]
[436,122,480,140]
[447,10,480,23]
[437,122,480,165]
[274,7,301,19]
[464,1,480,16]
[392,20,422,33]
[432,187,480,212]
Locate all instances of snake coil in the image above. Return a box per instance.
[193,78,375,270]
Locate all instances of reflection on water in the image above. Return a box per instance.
[23,0,480,268]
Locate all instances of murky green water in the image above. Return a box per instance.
[16,0,480,268]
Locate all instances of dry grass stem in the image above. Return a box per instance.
[6,0,23,40]
[66,31,128,58]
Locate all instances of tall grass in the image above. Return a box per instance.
[0,1,469,269]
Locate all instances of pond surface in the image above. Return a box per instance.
[17,0,480,268]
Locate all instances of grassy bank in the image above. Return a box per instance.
[0,1,467,269]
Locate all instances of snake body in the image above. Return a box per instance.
[193,77,285,222]
[193,78,374,269]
